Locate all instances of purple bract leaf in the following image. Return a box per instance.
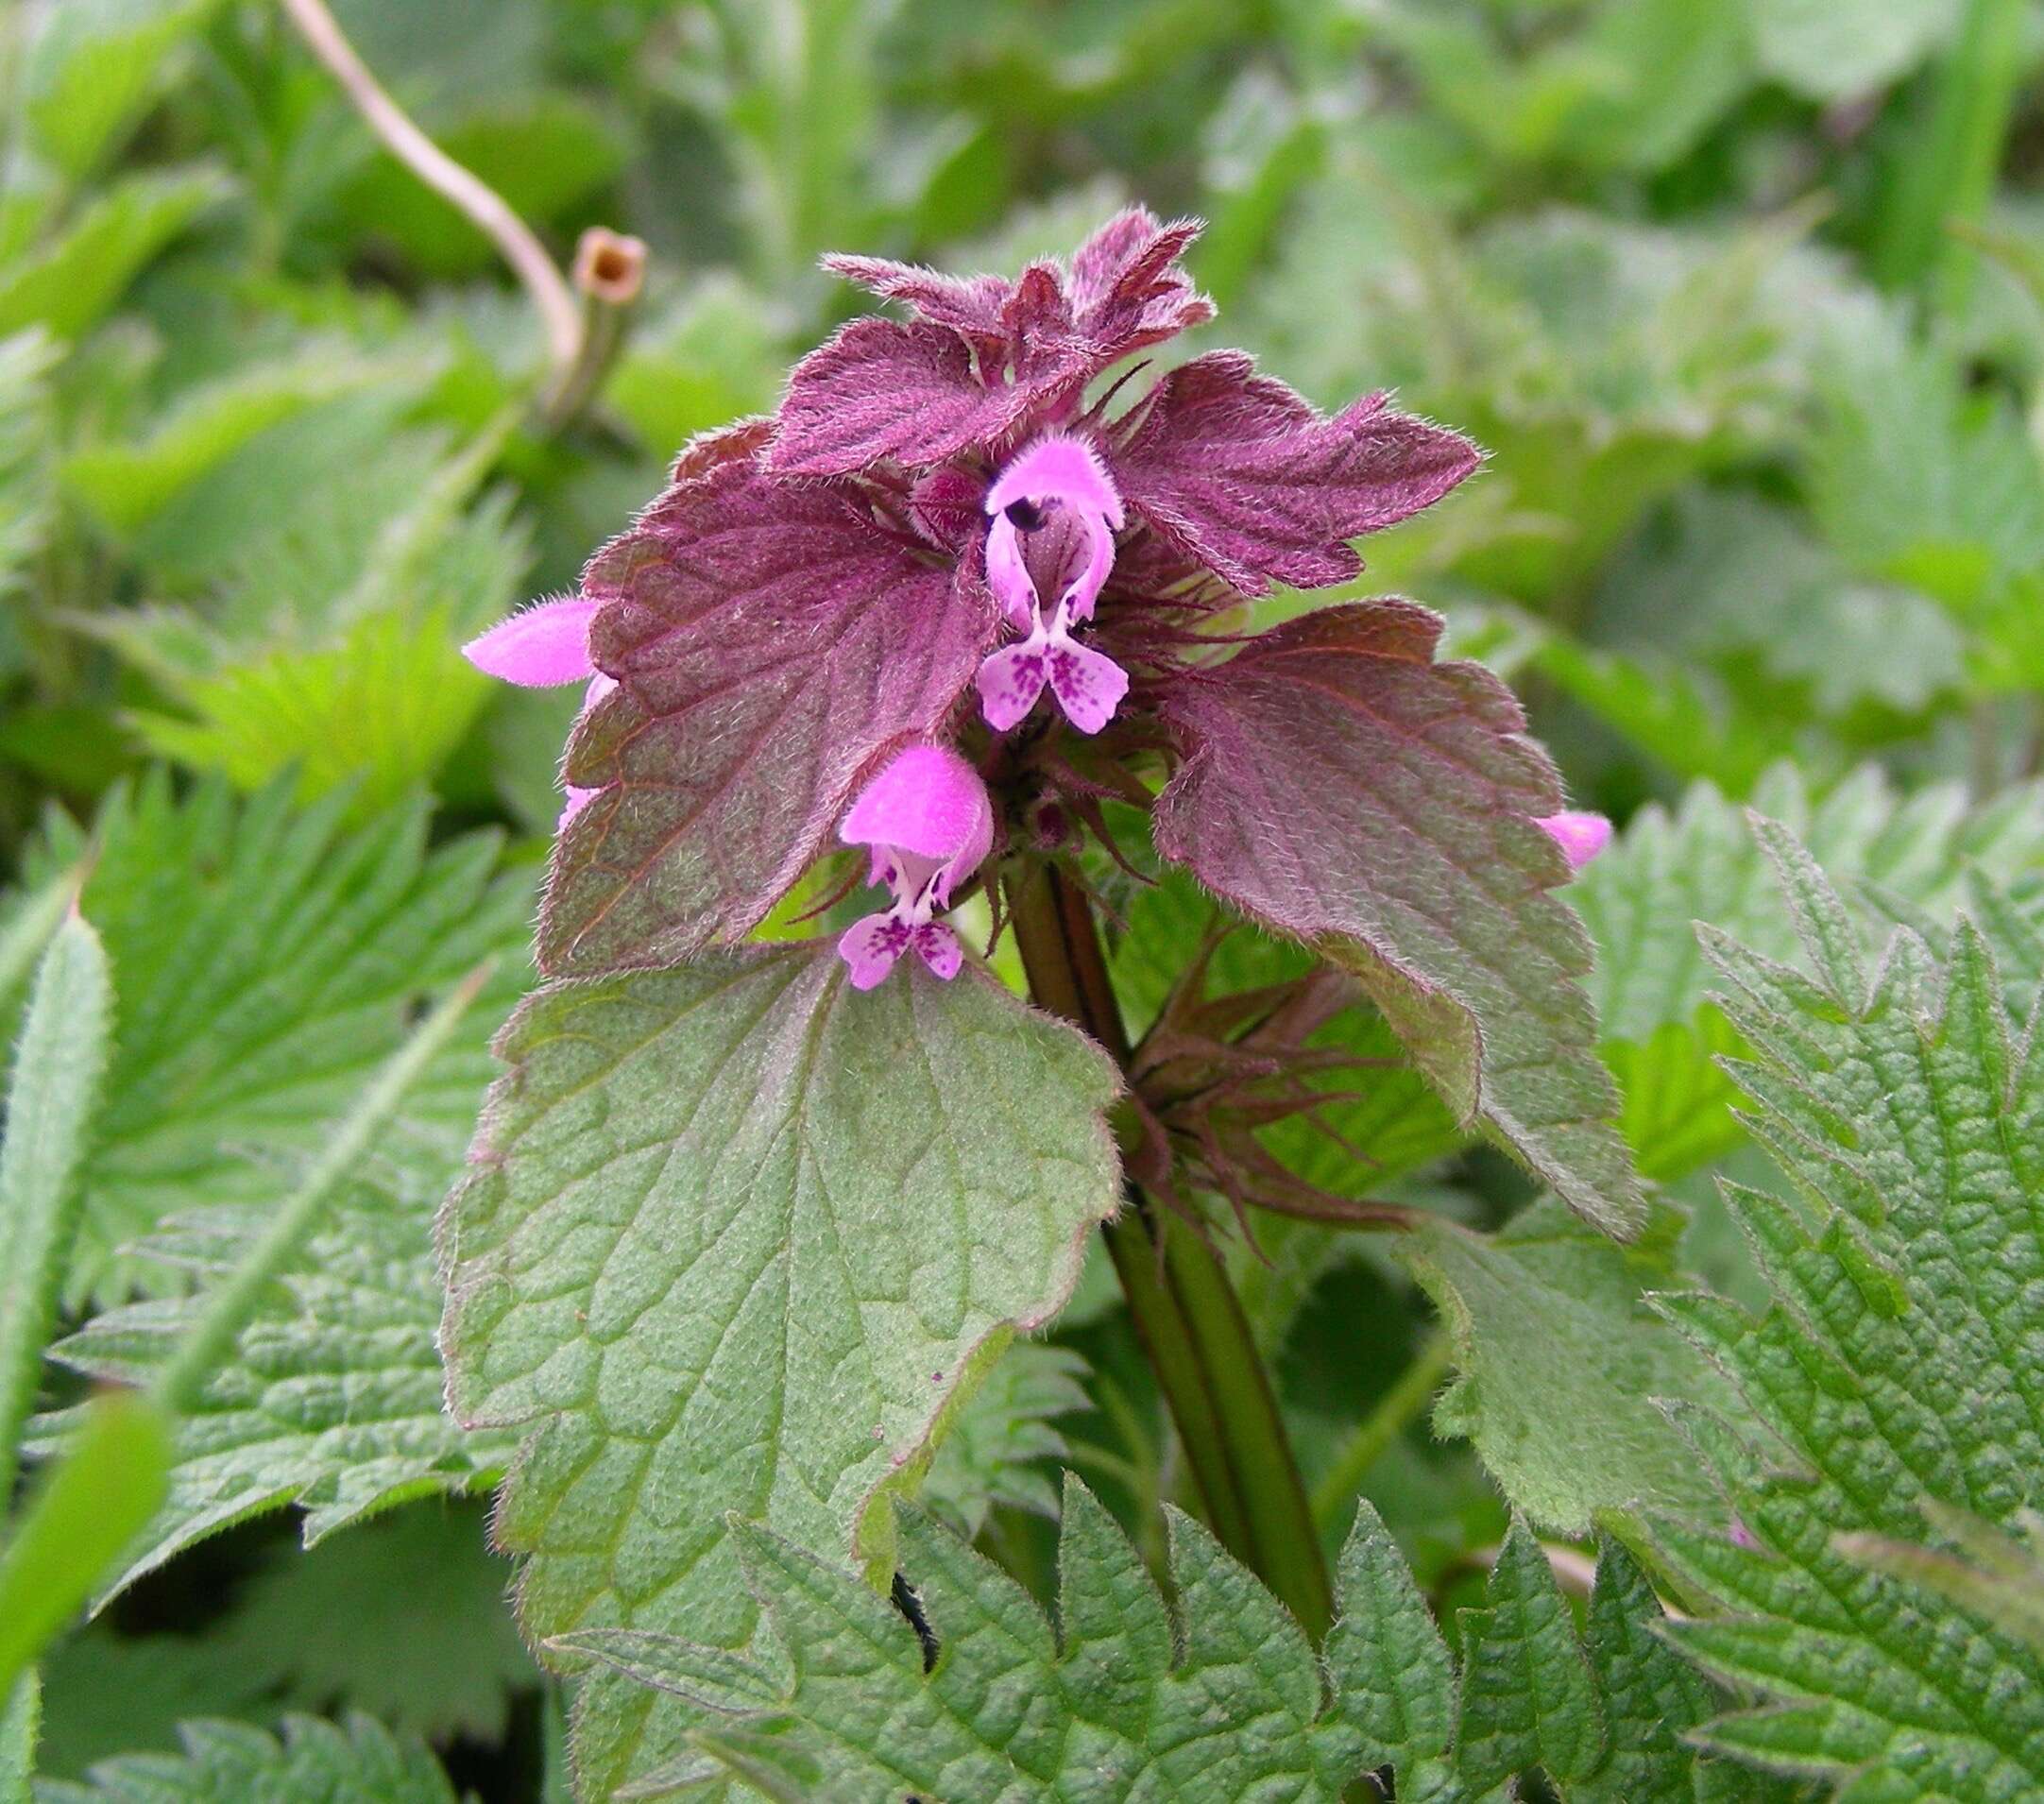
[775,209,1214,479]
[1114,351,1481,594]
[1066,210,1214,361]
[771,317,1051,478]
[537,456,995,975]
[1152,601,1642,1235]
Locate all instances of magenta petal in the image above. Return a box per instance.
[839,744,993,864]
[464,598,599,687]
[976,639,1050,732]
[1046,636,1130,735]
[559,785,601,829]
[911,920,963,980]
[1537,810,1611,872]
[985,434,1124,528]
[985,515,1037,632]
[839,911,911,989]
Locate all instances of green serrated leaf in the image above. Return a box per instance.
[1577,762,2044,1180]
[0,912,111,1503]
[0,167,230,344]
[0,329,57,607]
[1325,1497,1455,1772]
[129,604,495,811]
[917,1341,1090,1538]
[1397,1197,1743,1537]
[582,1474,1729,1800]
[33,1168,521,1592]
[1650,827,2044,1795]
[15,0,224,182]
[1454,1517,1604,1794]
[15,773,533,1307]
[60,347,400,539]
[35,1713,457,1804]
[440,949,1120,1799]
[1,1673,36,1804]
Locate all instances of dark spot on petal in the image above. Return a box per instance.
[1004,497,1048,531]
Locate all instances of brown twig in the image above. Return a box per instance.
[279,0,582,370]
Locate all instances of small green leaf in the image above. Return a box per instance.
[1325,1497,1455,1772]
[15,0,224,182]
[35,1714,456,1804]
[0,167,230,344]
[441,948,1120,1798]
[1454,1518,1604,1794]
[0,1391,172,1698]
[917,1342,1091,1537]
[1397,1199,1742,1536]
[0,913,111,1503]
[1,1671,36,1804]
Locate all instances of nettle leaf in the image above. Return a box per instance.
[568,1483,1729,1801]
[438,947,1120,1798]
[0,166,230,345]
[1397,1198,1746,1539]
[14,773,533,1307]
[0,329,57,605]
[1576,762,2044,1179]
[1154,600,1642,1236]
[918,1343,1092,1539]
[543,445,994,975]
[35,1504,534,1766]
[36,1714,456,1804]
[1647,825,2044,1795]
[31,1169,521,1592]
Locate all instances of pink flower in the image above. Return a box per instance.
[462,598,616,825]
[835,745,995,989]
[1537,810,1612,872]
[975,434,1131,735]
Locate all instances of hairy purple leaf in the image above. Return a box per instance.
[1153,602,1642,1234]
[539,454,993,975]
[1115,351,1480,593]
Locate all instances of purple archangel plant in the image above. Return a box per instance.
[448,210,1638,1793]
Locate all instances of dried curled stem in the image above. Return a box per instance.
[278,0,602,384]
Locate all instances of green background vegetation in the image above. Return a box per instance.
[8,0,2044,1798]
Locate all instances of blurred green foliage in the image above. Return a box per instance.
[9,0,2044,1795]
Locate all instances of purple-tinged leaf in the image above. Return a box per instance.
[1067,210,1215,361]
[770,317,1063,477]
[820,253,1014,349]
[1152,602,1642,1235]
[779,210,1214,479]
[1115,351,1480,594]
[537,460,994,975]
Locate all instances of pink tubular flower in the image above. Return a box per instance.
[836,745,995,989]
[975,434,1131,735]
[1537,810,1612,872]
[462,598,616,825]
